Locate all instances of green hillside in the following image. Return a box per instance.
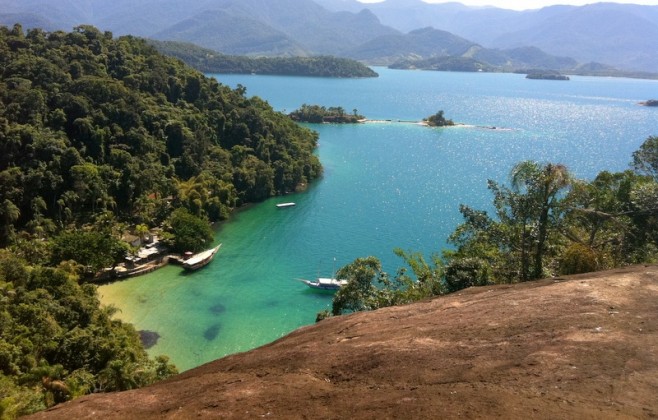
[150,40,378,78]
[0,24,321,241]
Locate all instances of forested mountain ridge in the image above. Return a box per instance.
[149,40,378,78]
[150,9,309,57]
[0,0,399,57]
[345,27,578,71]
[317,0,658,72]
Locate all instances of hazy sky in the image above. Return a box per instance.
[358,0,658,11]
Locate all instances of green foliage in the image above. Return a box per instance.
[165,208,214,253]
[446,153,658,285]
[559,244,598,275]
[447,162,572,284]
[50,229,129,274]
[632,136,658,180]
[0,250,178,417]
[150,41,378,78]
[326,251,445,318]
[423,110,454,127]
[331,257,384,315]
[525,70,570,80]
[391,56,492,72]
[289,104,364,124]
[0,25,322,246]
[563,169,658,267]
[392,248,446,299]
[443,256,491,292]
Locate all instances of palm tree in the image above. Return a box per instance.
[135,223,149,245]
[511,161,571,279]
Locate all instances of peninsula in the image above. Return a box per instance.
[150,40,378,78]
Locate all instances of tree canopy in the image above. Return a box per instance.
[423,110,454,127]
[289,104,364,124]
[0,250,178,417]
[164,208,214,253]
[0,24,322,247]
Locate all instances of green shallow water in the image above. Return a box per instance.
[99,68,658,371]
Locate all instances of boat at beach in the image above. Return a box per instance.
[276,202,296,208]
[301,277,348,291]
[182,244,222,271]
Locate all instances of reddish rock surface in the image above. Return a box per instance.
[30,265,658,419]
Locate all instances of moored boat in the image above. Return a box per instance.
[299,258,346,291]
[276,202,296,208]
[182,244,222,271]
[301,277,348,291]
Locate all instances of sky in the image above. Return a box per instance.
[357,0,658,11]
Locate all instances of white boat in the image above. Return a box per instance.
[299,258,346,291]
[276,202,296,208]
[182,244,222,271]
[301,277,348,291]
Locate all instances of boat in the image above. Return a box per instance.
[301,277,348,291]
[299,258,347,291]
[276,202,296,208]
[182,244,222,271]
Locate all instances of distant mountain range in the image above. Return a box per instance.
[317,0,658,72]
[1,0,656,73]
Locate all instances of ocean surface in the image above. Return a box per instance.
[99,68,658,371]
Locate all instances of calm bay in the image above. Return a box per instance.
[99,68,657,371]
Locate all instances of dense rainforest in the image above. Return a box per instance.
[149,40,378,78]
[0,23,322,247]
[0,23,321,417]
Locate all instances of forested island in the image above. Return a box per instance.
[0,23,322,417]
[640,99,658,107]
[150,40,378,78]
[289,104,365,123]
[526,70,570,80]
[389,56,492,73]
[422,110,455,127]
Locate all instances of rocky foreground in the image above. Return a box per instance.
[31,266,658,419]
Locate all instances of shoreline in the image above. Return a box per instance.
[360,119,514,131]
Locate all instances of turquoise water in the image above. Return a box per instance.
[99,68,658,371]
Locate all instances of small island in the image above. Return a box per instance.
[289,104,365,123]
[639,99,658,107]
[423,110,455,127]
[526,70,570,80]
[389,56,493,73]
